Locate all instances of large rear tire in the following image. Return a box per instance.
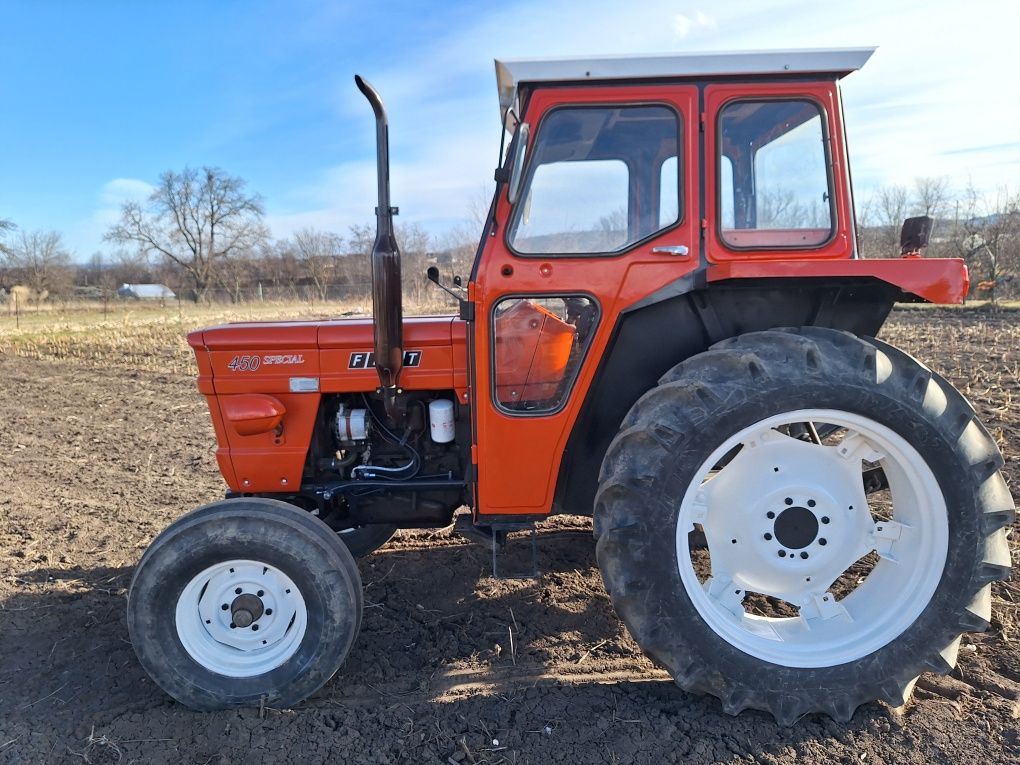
[128,497,362,710]
[595,327,1013,724]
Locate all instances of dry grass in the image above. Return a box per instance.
[0,297,454,375]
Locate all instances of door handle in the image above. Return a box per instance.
[651,245,690,257]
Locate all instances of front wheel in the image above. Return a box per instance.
[595,328,1013,724]
[128,498,363,710]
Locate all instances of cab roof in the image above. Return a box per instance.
[494,47,876,123]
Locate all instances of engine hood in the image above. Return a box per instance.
[191,314,460,352]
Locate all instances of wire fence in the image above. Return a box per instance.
[0,281,462,331]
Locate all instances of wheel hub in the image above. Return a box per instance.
[773,506,818,550]
[230,593,264,628]
[694,430,875,604]
[175,559,308,677]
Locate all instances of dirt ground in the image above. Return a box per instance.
[1,308,1018,764]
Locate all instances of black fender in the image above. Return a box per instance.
[552,277,901,516]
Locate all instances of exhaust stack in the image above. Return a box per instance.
[355,75,403,397]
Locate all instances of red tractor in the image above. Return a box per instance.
[128,48,1014,724]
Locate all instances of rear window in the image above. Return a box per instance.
[717,99,834,249]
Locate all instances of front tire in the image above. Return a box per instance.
[128,498,363,710]
[595,328,1013,724]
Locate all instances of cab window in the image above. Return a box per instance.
[717,99,834,248]
[507,105,680,255]
[492,295,598,414]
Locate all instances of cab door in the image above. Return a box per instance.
[470,84,700,516]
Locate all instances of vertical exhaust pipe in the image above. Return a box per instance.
[355,75,403,402]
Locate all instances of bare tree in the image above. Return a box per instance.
[216,254,258,303]
[2,229,73,296]
[877,185,909,254]
[396,222,432,304]
[950,184,1020,304]
[912,176,950,219]
[105,167,267,301]
[0,218,14,257]
[292,228,342,301]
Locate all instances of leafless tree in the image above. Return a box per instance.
[2,229,73,296]
[949,184,1020,304]
[912,176,950,219]
[396,222,432,304]
[0,218,14,258]
[292,228,342,301]
[876,185,909,254]
[105,167,267,301]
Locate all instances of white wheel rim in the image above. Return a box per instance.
[175,559,308,677]
[675,409,948,668]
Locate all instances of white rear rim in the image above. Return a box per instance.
[676,409,948,668]
[175,559,308,677]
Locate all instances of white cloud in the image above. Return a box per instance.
[673,11,716,39]
[69,177,155,257]
[98,178,154,209]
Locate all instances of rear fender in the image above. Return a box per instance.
[553,279,903,517]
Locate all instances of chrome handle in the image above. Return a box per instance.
[651,245,690,256]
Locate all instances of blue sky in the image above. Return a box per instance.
[1,0,1018,259]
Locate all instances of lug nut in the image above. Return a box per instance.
[767,511,776,519]
[807,499,816,507]
[778,550,787,557]
[764,533,773,541]
[800,552,809,559]
[784,497,793,505]
[821,516,830,524]
[819,538,827,546]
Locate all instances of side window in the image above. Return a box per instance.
[659,155,679,228]
[719,155,734,229]
[492,296,598,414]
[718,99,834,248]
[508,105,680,255]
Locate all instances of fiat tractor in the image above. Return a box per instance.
[127,48,1014,724]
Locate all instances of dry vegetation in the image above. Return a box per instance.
[0,297,455,375]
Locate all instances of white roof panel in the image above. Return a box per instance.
[494,47,875,120]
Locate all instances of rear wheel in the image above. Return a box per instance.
[128,497,362,710]
[595,327,1013,724]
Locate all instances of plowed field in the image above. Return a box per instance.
[1,308,1017,764]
